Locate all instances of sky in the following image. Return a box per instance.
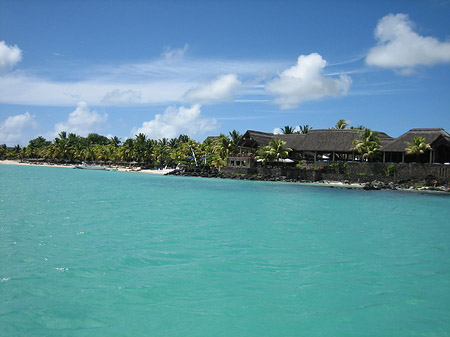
[0,0,449,146]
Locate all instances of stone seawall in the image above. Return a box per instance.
[167,162,450,191]
[219,162,449,184]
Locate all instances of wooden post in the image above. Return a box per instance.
[332,151,335,162]
[402,152,405,163]
[383,152,385,163]
[429,150,433,164]
[314,151,317,163]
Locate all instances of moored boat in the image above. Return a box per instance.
[73,164,105,170]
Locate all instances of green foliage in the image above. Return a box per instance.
[281,126,295,134]
[405,137,431,156]
[386,165,396,177]
[86,133,109,145]
[295,160,305,169]
[256,139,292,163]
[5,130,205,167]
[352,128,381,161]
[335,119,349,129]
[0,144,6,159]
[298,125,312,134]
[228,130,242,149]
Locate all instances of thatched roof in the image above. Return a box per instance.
[274,134,306,151]
[238,129,393,153]
[300,129,392,152]
[239,130,274,148]
[238,131,306,151]
[381,128,450,152]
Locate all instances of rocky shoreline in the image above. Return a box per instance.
[167,166,450,193]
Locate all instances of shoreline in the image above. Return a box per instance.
[168,168,450,195]
[0,160,175,176]
[1,160,449,194]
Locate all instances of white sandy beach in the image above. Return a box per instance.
[0,160,175,175]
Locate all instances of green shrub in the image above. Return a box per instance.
[386,165,396,177]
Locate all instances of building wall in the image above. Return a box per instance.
[223,162,450,184]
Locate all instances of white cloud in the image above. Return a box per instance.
[0,112,37,145]
[133,105,217,140]
[102,89,142,104]
[366,13,450,71]
[0,54,286,106]
[53,102,107,137]
[0,74,190,106]
[161,44,189,59]
[272,127,282,134]
[0,41,22,75]
[184,74,241,104]
[266,53,352,109]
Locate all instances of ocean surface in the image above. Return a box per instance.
[1,164,450,336]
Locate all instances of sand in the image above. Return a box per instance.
[0,160,174,175]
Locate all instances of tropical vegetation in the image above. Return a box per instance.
[256,139,292,163]
[405,137,431,156]
[0,130,243,168]
[351,128,382,161]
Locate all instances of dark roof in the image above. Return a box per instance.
[238,128,394,153]
[381,128,450,152]
[239,130,274,148]
[300,129,392,152]
[238,131,306,151]
[274,134,306,151]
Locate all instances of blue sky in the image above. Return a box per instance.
[0,0,449,145]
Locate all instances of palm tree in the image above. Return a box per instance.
[352,128,381,161]
[178,134,190,143]
[335,119,349,129]
[298,125,312,134]
[229,130,242,152]
[58,131,67,140]
[256,139,292,163]
[109,136,121,147]
[134,133,148,163]
[405,137,431,162]
[155,138,170,165]
[281,125,295,134]
[0,144,6,159]
[211,134,233,167]
[350,125,365,130]
[269,139,292,162]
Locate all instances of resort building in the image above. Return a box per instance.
[380,128,450,164]
[228,128,450,167]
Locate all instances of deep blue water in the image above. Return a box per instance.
[1,164,450,336]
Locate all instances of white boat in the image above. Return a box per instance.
[73,164,105,170]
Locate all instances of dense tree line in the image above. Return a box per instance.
[0,131,243,168]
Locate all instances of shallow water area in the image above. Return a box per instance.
[1,164,450,336]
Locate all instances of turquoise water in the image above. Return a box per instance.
[1,165,450,336]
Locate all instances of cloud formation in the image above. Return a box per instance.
[184,74,241,104]
[161,44,189,59]
[0,112,37,145]
[53,102,107,136]
[0,56,284,106]
[102,89,142,104]
[266,53,352,109]
[272,127,282,134]
[133,105,217,139]
[366,13,450,71]
[0,41,22,74]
